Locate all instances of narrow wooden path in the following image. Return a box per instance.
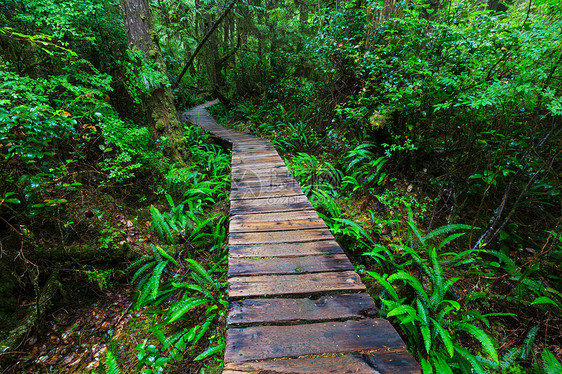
[183,102,421,374]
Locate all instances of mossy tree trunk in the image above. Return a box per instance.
[119,0,187,166]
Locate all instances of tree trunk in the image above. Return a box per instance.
[119,0,187,166]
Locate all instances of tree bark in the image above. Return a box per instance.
[119,0,187,166]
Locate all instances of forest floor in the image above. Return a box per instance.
[0,175,226,373]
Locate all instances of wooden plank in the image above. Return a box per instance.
[228,254,353,276]
[232,164,287,172]
[232,172,294,182]
[231,165,290,174]
[231,180,301,191]
[232,158,285,165]
[231,200,312,215]
[229,240,344,258]
[230,210,320,224]
[227,293,375,325]
[224,319,406,362]
[223,350,421,374]
[230,188,303,200]
[230,194,309,208]
[228,271,365,298]
[229,228,333,245]
[231,177,297,187]
[229,217,327,232]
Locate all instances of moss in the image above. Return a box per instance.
[155,119,165,131]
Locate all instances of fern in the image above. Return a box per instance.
[542,348,562,374]
[424,224,475,242]
[522,326,540,360]
[186,258,216,289]
[193,342,225,361]
[431,318,454,358]
[457,323,499,364]
[105,350,122,374]
[454,346,487,374]
[166,297,209,323]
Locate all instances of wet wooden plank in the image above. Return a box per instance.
[229,216,327,232]
[228,271,365,298]
[223,350,421,373]
[231,200,313,215]
[228,254,353,276]
[231,180,301,191]
[230,210,320,224]
[232,163,288,172]
[230,188,303,200]
[232,172,294,183]
[231,157,283,165]
[231,166,291,174]
[227,293,375,325]
[231,176,297,188]
[229,228,332,245]
[229,240,344,258]
[231,193,309,207]
[224,319,406,362]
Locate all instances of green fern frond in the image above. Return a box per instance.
[500,346,523,369]
[166,297,209,324]
[420,358,433,374]
[156,246,179,267]
[541,348,562,374]
[193,343,225,361]
[132,261,156,284]
[457,323,499,364]
[432,354,453,374]
[454,346,487,374]
[149,260,168,300]
[186,258,216,288]
[388,271,429,302]
[431,318,454,358]
[522,326,540,359]
[366,271,399,300]
[105,350,121,374]
[425,224,474,242]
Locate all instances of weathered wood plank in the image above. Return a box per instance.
[231,200,313,215]
[227,293,375,325]
[230,188,303,200]
[228,254,353,276]
[232,163,288,172]
[232,172,294,182]
[229,228,333,245]
[231,157,283,165]
[231,166,291,175]
[230,210,320,224]
[230,181,301,192]
[229,217,327,232]
[223,350,421,373]
[228,271,365,298]
[231,193,309,207]
[224,319,406,362]
[231,177,298,188]
[229,240,344,258]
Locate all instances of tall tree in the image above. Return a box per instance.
[119,0,187,165]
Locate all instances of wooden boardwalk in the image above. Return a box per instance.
[183,102,421,373]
